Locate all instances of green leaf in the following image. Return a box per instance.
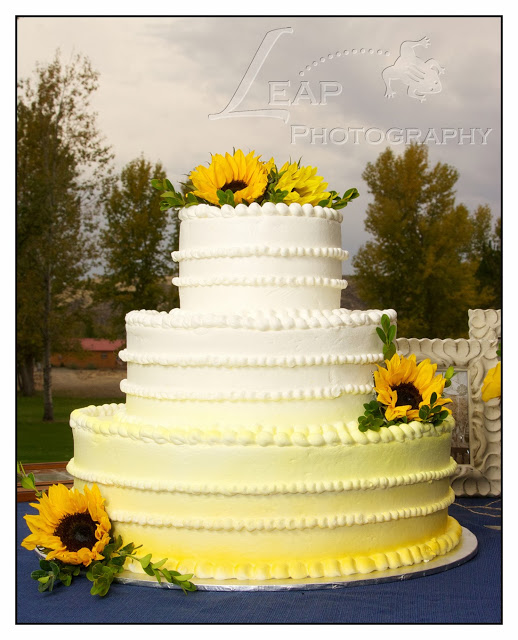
[161,568,173,583]
[165,178,174,192]
[383,343,396,361]
[419,407,430,420]
[49,561,61,577]
[174,574,194,582]
[376,327,386,343]
[60,573,72,587]
[430,392,438,406]
[388,325,397,343]
[381,314,391,334]
[20,476,36,490]
[343,187,359,200]
[143,565,155,577]
[139,553,152,569]
[445,365,455,380]
[31,569,48,580]
[152,558,168,570]
[438,410,449,420]
[150,178,164,190]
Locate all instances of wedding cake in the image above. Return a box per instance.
[67,151,461,581]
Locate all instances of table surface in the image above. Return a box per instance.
[16,497,502,624]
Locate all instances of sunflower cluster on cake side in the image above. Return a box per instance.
[357,314,456,433]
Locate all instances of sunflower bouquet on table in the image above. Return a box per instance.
[151,148,359,209]
[18,465,196,597]
[358,315,456,432]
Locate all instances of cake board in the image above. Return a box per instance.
[36,526,477,592]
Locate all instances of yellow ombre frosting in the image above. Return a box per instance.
[67,203,461,580]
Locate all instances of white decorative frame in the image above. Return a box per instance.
[396,337,501,497]
[468,309,501,341]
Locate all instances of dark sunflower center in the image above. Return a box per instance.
[393,383,422,409]
[221,180,248,193]
[54,511,98,552]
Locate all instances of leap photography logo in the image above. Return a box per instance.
[208,27,492,147]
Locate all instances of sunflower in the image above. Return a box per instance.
[374,353,452,422]
[21,483,111,566]
[189,149,271,205]
[275,161,330,206]
[482,361,501,402]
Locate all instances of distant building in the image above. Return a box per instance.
[51,339,125,369]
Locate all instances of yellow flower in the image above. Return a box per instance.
[189,149,270,205]
[275,161,330,206]
[482,362,501,402]
[21,484,111,566]
[374,353,452,422]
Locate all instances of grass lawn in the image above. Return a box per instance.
[17,394,122,463]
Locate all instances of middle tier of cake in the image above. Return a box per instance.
[117,308,396,427]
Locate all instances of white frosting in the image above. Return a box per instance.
[176,207,345,311]
[178,202,343,222]
[122,308,396,426]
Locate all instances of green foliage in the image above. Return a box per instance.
[376,313,397,361]
[17,461,43,498]
[28,536,197,596]
[151,178,199,209]
[417,392,450,427]
[352,144,497,338]
[443,365,456,389]
[85,535,197,596]
[97,156,179,337]
[318,187,360,209]
[31,558,81,593]
[216,189,236,206]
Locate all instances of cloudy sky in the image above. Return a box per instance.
[17,15,501,273]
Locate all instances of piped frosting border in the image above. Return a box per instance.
[178,202,343,222]
[125,308,397,331]
[172,246,349,261]
[67,457,458,496]
[70,404,455,448]
[120,516,462,580]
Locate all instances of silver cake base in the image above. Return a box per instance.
[36,526,477,592]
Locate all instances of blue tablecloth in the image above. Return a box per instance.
[16,498,501,624]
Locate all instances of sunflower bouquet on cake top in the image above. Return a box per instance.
[151,148,359,210]
[358,314,456,432]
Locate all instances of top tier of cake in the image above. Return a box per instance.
[172,202,348,313]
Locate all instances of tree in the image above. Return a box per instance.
[352,144,497,338]
[17,51,112,419]
[96,156,180,337]
[471,206,502,309]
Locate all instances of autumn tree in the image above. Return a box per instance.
[17,51,112,419]
[352,144,498,338]
[96,156,180,337]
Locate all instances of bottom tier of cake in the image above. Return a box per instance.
[67,404,462,580]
